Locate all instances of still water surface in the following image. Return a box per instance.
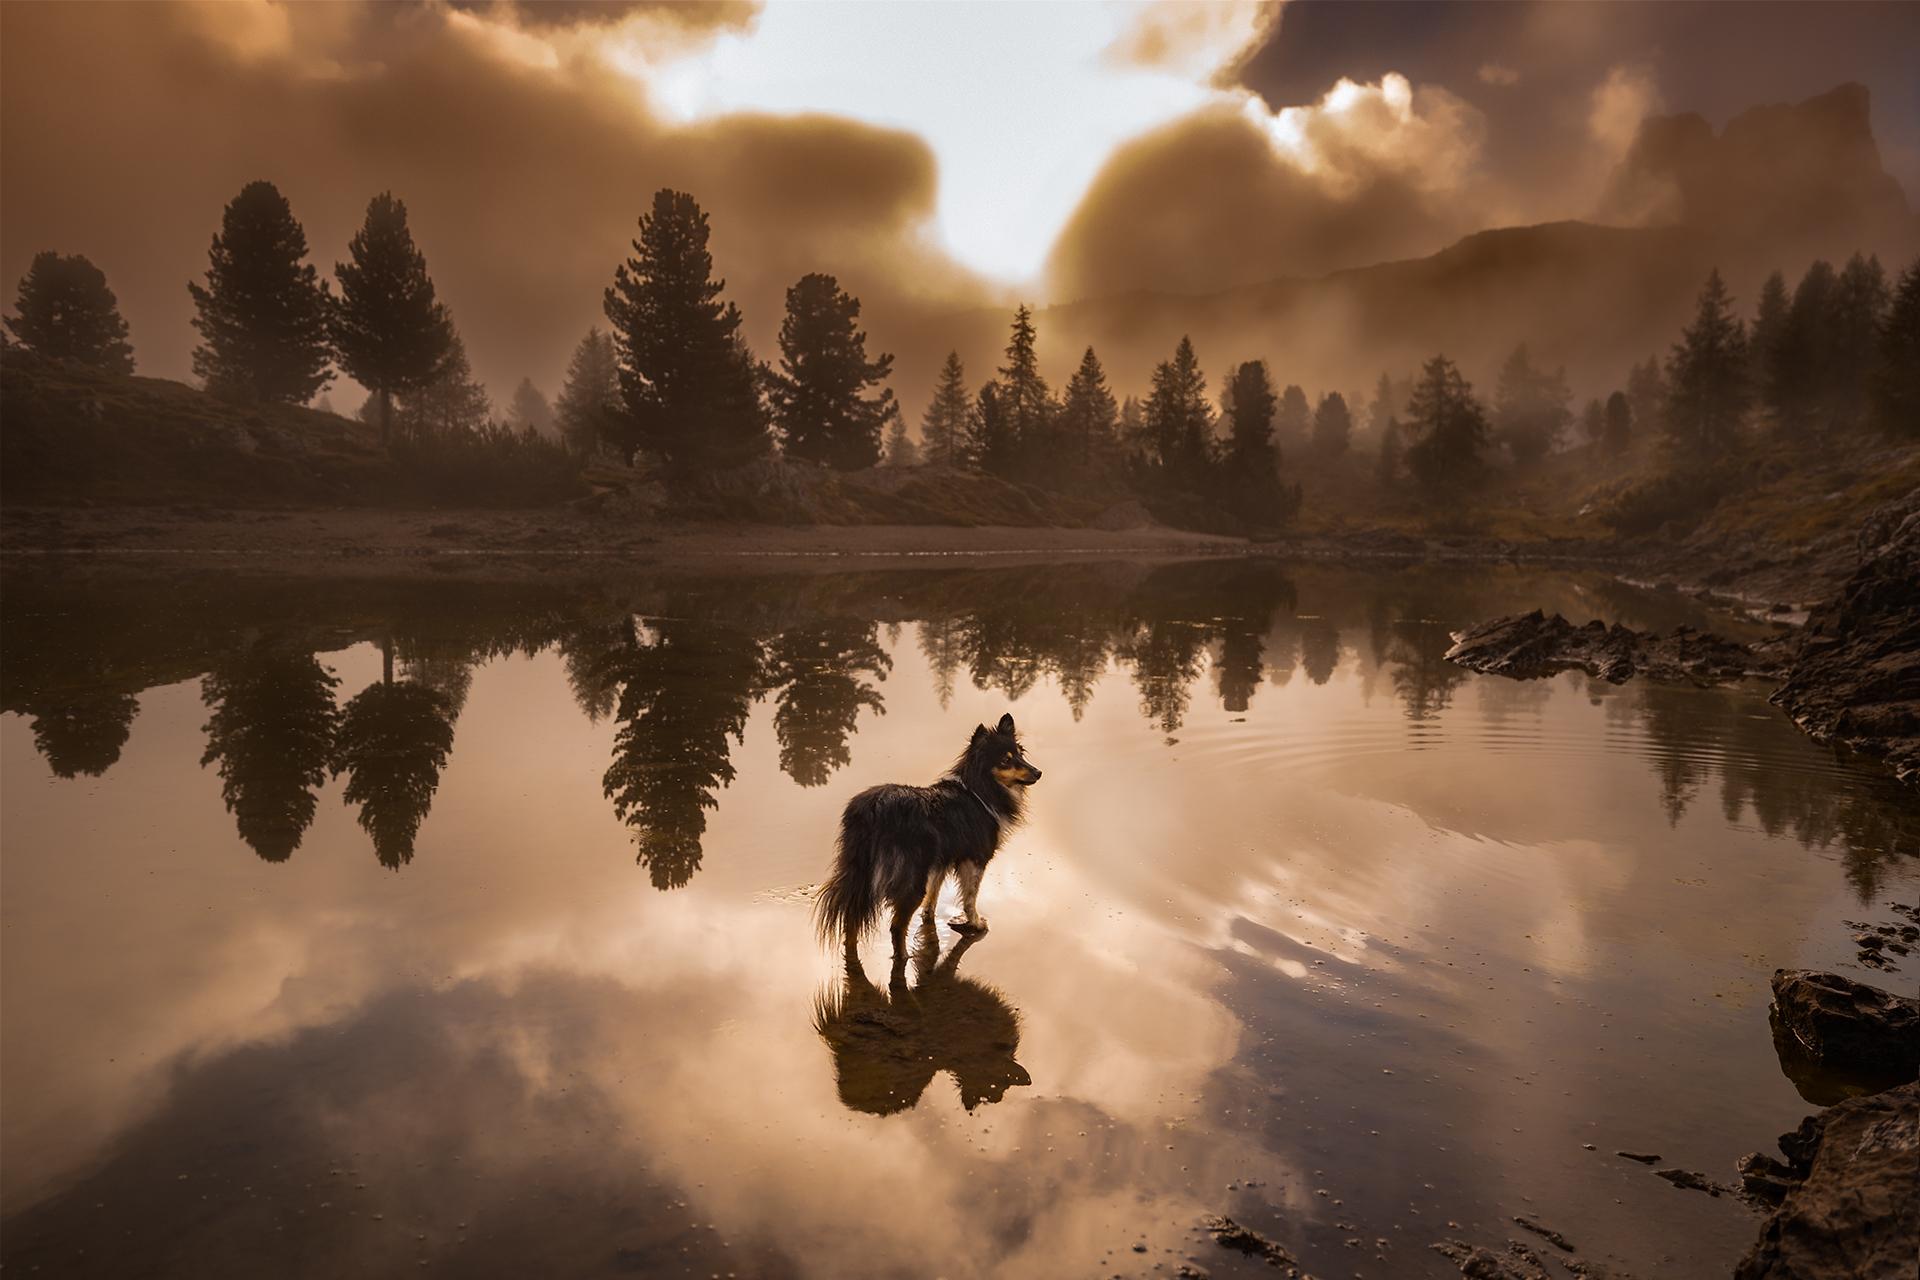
[3,559,1915,1279]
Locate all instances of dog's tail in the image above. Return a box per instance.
[814,794,890,947]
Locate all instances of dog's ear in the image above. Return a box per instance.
[971,724,989,744]
[996,712,1016,736]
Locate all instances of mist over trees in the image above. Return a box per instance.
[920,352,972,468]
[6,252,135,373]
[188,181,333,404]
[12,170,1916,537]
[555,327,621,455]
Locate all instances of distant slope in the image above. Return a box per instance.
[0,348,580,508]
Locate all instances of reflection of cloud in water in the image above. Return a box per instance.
[4,560,1919,1278]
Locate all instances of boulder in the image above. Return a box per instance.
[1444,609,1787,686]
[1769,969,1920,1102]
[1771,491,1920,787]
[1733,1079,1918,1279]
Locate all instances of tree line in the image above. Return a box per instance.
[8,178,1917,527]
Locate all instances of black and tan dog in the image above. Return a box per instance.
[814,712,1041,956]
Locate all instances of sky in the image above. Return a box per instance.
[2,0,1915,412]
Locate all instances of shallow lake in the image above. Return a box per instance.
[2,558,1915,1279]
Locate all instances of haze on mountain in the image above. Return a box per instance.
[1,0,1914,413]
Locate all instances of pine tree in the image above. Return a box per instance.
[1828,253,1890,430]
[766,272,894,470]
[188,180,333,403]
[970,381,1017,476]
[1403,354,1488,492]
[1117,395,1148,463]
[1769,260,1835,434]
[5,251,135,372]
[1626,356,1667,441]
[1144,335,1211,482]
[881,405,918,466]
[997,305,1054,473]
[1366,373,1400,440]
[1581,396,1606,446]
[1375,417,1403,486]
[1059,346,1119,466]
[1275,384,1311,455]
[395,329,490,438]
[1873,258,1920,436]
[1604,390,1632,454]
[1664,268,1750,456]
[1492,343,1572,465]
[1312,391,1353,456]
[921,351,973,468]
[1221,360,1278,467]
[554,326,622,456]
[602,189,767,470]
[332,192,453,442]
[1749,269,1790,402]
[507,378,553,437]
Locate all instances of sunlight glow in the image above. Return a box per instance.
[615,1,1274,284]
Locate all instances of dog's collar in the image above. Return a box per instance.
[944,773,1000,822]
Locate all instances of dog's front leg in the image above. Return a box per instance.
[921,868,945,920]
[951,861,987,933]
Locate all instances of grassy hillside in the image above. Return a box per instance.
[0,347,580,508]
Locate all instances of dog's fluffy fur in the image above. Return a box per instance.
[815,712,1041,953]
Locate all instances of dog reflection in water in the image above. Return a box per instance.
[813,917,1031,1115]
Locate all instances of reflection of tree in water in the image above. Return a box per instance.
[26,692,138,778]
[1635,682,1920,898]
[812,922,1029,1115]
[569,617,766,889]
[1299,618,1340,686]
[918,617,963,708]
[332,640,457,869]
[764,622,890,787]
[1386,619,1469,720]
[1216,618,1264,712]
[199,647,340,862]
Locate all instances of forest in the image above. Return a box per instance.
[7,179,1916,536]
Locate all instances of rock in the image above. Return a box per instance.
[1444,610,1786,687]
[1734,1080,1919,1280]
[1653,1167,1729,1196]
[1771,490,1920,787]
[1431,1238,1554,1279]
[1735,1151,1798,1206]
[1615,1150,1661,1164]
[1511,1216,1575,1252]
[1768,969,1920,1103]
[1198,1214,1304,1273]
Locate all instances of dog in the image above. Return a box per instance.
[814,712,1041,956]
[812,919,1030,1115]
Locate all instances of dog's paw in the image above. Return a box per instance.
[947,915,989,934]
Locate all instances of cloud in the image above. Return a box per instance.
[0,0,980,414]
[1587,64,1660,158]
[1046,74,1485,299]
[1103,0,1280,82]
[1476,62,1519,87]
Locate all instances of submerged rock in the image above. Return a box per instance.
[1734,1079,1918,1280]
[1771,492,1920,787]
[1768,969,1920,1101]
[1431,1238,1556,1279]
[1443,610,1787,686]
[1199,1214,1306,1273]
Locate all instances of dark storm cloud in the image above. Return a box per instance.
[0,0,979,411]
[1241,0,1920,203]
